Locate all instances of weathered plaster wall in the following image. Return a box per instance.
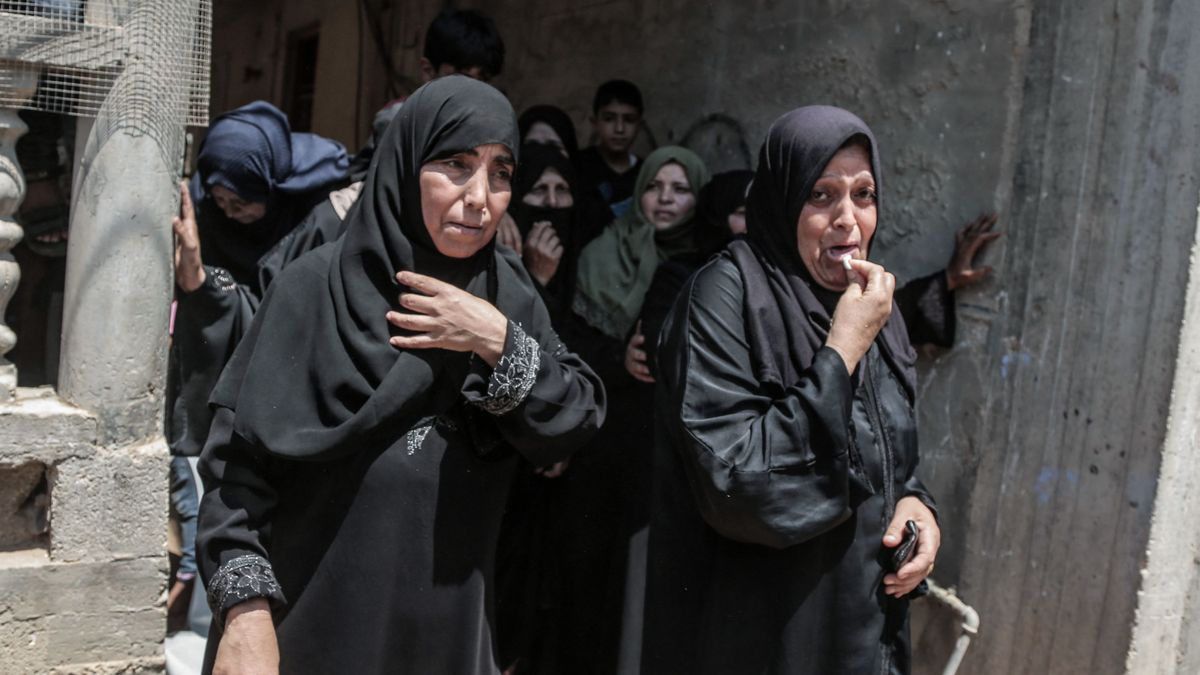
[206,1,1200,672]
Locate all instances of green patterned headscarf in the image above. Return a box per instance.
[572,146,711,339]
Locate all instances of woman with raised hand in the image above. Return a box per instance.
[645,106,940,674]
[165,101,347,630]
[195,77,604,675]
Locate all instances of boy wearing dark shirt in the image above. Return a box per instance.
[576,79,644,218]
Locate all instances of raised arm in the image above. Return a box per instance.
[657,260,856,550]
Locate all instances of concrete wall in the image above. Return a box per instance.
[0,391,167,673]
[207,0,1200,672]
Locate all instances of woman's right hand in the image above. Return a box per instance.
[523,221,563,287]
[173,180,206,292]
[826,259,895,375]
[624,321,655,383]
[213,599,279,675]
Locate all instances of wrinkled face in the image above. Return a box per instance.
[524,121,569,158]
[522,167,574,209]
[795,143,877,291]
[592,101,640,155]
[419,143,514,258]
[640,162,695,231]
[727,205,747,235]
[210,184,267,224]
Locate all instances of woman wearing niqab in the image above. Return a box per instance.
[641,106,940,674]
[195,76,605,675]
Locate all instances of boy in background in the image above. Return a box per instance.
[576,79,644,217]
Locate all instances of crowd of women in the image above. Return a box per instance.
[164,8,1001,675]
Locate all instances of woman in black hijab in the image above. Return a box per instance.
[642,106,940,674]
[195,76,605,675]
[519,104,580,163]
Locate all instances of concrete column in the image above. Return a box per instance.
[57,0,194,442]
[1124,208,1200,673]
[0,73,38,401]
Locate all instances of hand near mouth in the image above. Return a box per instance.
[825,258,895,375]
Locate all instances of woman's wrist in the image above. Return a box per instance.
[177,265,206,293]
[474,316,509,368]
[824,339,861,376]
[224,597,272,631]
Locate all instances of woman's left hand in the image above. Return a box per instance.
[387,271,509,367]
[882,496,941,598]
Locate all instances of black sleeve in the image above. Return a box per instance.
[894,271,956,348]
[167,266,259,457]
[657,259,856,550]
[196,407,287,625]
[461,265,607,468]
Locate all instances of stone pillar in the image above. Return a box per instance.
[57,0,193,442]
[0,73,38,401]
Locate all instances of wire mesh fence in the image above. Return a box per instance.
[0,0,211,126]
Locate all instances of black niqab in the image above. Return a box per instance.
[728,105,915,397]
[509,143,588,323]
[210,76,521,460]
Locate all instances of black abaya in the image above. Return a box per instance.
[196,76,605,675]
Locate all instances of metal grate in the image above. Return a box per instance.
[0,0,211,127]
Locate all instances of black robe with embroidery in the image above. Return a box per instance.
[196,247,604,674]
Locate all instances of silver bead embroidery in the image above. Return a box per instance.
[474,322,540,416]
[207,554,281,618]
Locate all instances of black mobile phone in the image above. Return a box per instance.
[889,520,919,572]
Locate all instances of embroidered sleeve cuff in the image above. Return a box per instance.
[207,554,286,623]
[203,265,238,292]
[472,321,541,416]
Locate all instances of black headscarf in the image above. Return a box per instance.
[695,169,753,258]
[726,105,915,398]
[210,76,523,460]
[518,104,579,162]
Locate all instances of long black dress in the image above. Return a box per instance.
[196,76,605,675]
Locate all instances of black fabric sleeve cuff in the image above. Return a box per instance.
[206,554,286,625]
[202,265,239,292]
[464,320,541,416]
[903,476,940,524]
[812,345,855,436]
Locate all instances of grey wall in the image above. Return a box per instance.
[209,1,1200,672]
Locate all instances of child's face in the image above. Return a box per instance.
[592,101,641,155]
